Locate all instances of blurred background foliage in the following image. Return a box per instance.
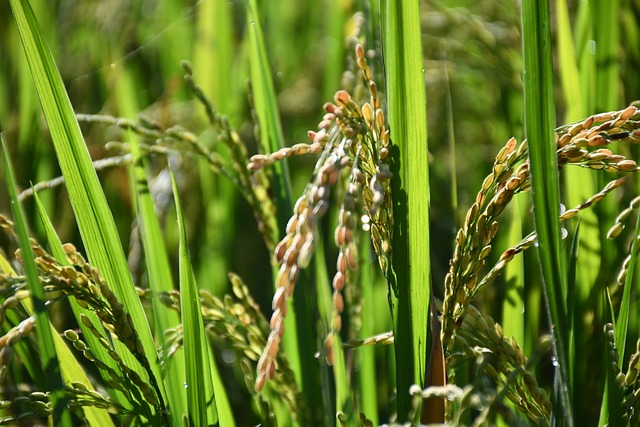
[0,0,527,307]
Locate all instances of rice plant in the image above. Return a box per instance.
[1,0,639,425]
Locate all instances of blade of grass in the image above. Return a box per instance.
[171,169,229,426]
[110,58,187,425]
[382,0,431,420]
[194,0,233,114]
[32,190,120,426]
[599,297,625,427]
[591,0,620,310]
[556,2,599,420]
[614,210,639,365]
[357,234,379,425]
[8,0,168,418]
[1,137,70,424]
[502,195,525,345]
[193,0,236,297]
[245,0,292,223]
[592,0,621,112]
[520,0,573,424]
[556,0,584,120]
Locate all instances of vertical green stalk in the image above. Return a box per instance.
[110,59,187,425]
[592,0,621,113]
[171,170,220,426]
[556,0,596,417]
[193,0,236,297]
[502,196,525,345]
[358,236,379,425]
[382,0,431,419]
[520,0,573,424]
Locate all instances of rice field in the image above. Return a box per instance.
[0,0,639,425]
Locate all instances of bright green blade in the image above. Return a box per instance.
[245,0,292,227]
[520,0,572,424]
[357,235,379,425]
[502,195,525,345]
[556,1,599,418]
[33,191,119,426]
[615,211,639,365]
[1,137,70,425]
[601,316,624,427]
[171,169,227,426]
[8,0,167,416]
[382,0,431,420]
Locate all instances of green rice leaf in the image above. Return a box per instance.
[357,235,379,425]
[245,0,292,232]
[502,196,525,345]
[382,0,431,420]
[8,0,167,416]
[1,137,70,424]
[33,190,120,425]
[110,58,187,425]
[601,298,625,427]
[171,169,221,426]
[520,0,573,424]
[615,210,639,365]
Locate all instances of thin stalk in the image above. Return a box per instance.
[520,0,573,424]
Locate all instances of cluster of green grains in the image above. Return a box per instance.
[478,177,625,293]
[442,136,525,350]
[0,392,51,423]
[442,105,640,353]
[65,381,129,416]
[152,273,305,423]
[456,306,551,425]
[352,44,394,282]
[63,320,160,414]
[26,242,163,415]
[602,323,640,424]
[619,336,640,423]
